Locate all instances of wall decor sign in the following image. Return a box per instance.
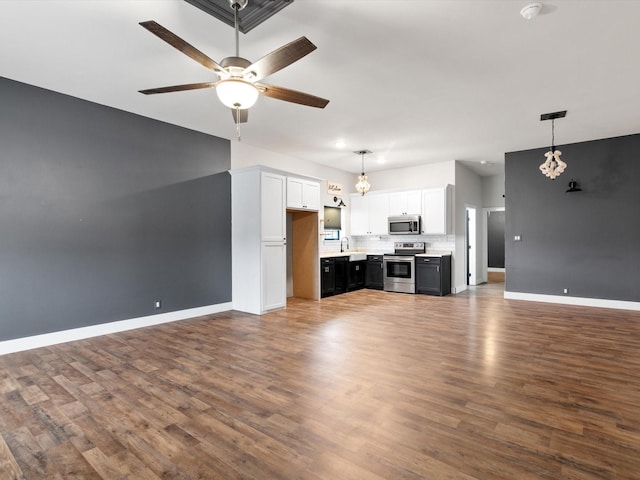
[327,182,343,195]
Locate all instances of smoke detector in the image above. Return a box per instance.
[520,2,543,20]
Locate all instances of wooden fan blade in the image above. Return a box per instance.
[139,82,217,95]
[231,108,249,124]
[243,37,316,82]
[140,21,226,76]
[255,83,329,109]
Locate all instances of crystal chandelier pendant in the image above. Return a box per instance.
[355,173,371,196]
[539,149,567,179]
[354,150,372,195]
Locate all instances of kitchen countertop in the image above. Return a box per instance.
[320,252,352,258]
[321,251,452,258]
[319,251,390,259]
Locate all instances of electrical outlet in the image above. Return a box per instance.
[563,288,568,294]
[155,300,162,309]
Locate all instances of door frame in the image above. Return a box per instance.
[465,205,477,286]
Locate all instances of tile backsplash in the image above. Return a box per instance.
[321,234,455,255]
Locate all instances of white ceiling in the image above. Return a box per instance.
[2,1,639,176]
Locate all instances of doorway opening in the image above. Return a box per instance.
[286,210,320,300]
[482,207,505,285]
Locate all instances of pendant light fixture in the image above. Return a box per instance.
[539,110,567,180]
[354,150,372,196]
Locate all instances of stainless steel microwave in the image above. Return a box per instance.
[388,215,421,235]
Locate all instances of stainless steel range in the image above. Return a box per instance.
[383,242,425,294]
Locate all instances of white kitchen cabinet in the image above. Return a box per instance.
[422,185,453,234]
[261,242,286,311]
[231,167,287,314]
[286,177,320,211]
[388,190,422,216]
[369,194,390,234]
[350,194,369,236]
[262,171,287,242]
[350,192,389,235]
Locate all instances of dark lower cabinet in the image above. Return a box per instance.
[321,258,335,298]
[334,256,348,294]
[348,260,366,291]
[365,255,384,290]
[321,256,367,298]
[416,255,451,296]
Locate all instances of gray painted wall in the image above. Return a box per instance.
[0,77,231,341]
[505,133,640,301]
[481,173,505,208]
[454,162,483,289]
[487,210,505,268]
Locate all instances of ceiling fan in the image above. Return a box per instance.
[138,0,329,129]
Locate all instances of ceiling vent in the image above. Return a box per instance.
[184,0,294,33]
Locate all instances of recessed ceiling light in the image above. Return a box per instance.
[520,2,542,20]
[335,139,346,149]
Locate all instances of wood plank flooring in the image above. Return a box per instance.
[2,283,640,479]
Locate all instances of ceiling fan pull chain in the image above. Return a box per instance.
[235,105,242,141]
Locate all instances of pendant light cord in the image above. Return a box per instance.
[551,118,555,151]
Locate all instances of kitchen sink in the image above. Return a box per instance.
[348,252,367,262]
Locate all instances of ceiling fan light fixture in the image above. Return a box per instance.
[216,78,259,109]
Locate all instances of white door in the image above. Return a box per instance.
[261,172,286,242]
[369,194,390,235]
[405,190,423,215]
[262,241,286,311]
[302,181,320,211]
[387,192,407,216]
[286,177,304,209]
[350,194,370,235]
[388,191,421,216]
[423,188,446,234]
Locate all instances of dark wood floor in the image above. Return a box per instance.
[2,280,640,479]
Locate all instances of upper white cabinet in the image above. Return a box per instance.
[262,172,287,242]
[286,177,320,211]
[350,186,453,236]
[350,193,389,235]
[422,185,453,235]
[388,190,422,216]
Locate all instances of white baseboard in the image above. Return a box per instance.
[453,284,468,294]
[0,302,232,356]
[504,291,640,311]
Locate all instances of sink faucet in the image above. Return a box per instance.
[340,237,350,253]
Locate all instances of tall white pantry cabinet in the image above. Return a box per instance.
[231,167,286,315]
